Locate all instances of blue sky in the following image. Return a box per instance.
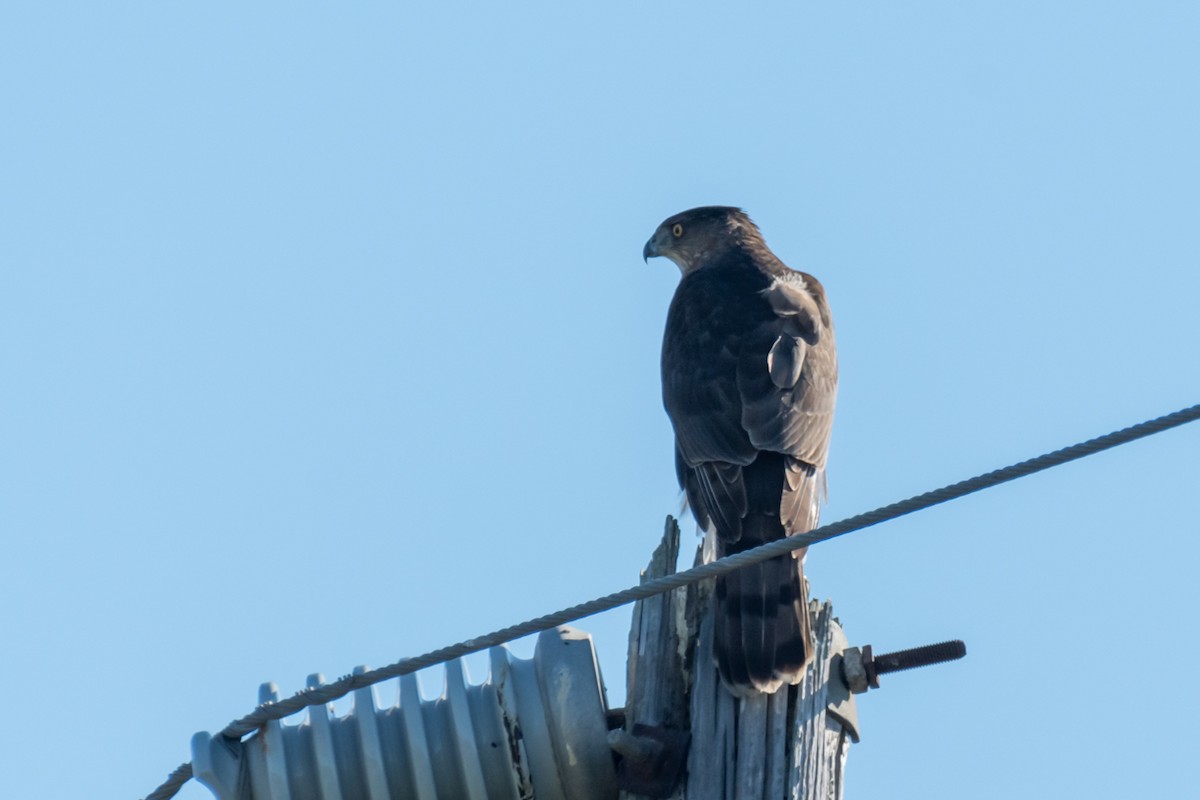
[2,3,1198,798]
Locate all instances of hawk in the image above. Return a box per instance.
[644,206,838,695]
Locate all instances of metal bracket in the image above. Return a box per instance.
[824,615,861,743]
[609,723,691,798]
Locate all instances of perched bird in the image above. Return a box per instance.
[645,206,838,695]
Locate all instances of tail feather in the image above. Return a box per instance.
[735,544,778,689]
[772,564,812,677]
[714,571,751,689]
[691,451,822,695]
[714,513,813,695]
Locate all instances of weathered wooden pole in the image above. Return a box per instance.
[616,517,859,800]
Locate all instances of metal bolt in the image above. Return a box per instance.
[841,639,966,693]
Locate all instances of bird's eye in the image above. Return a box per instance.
[672,223,684,237]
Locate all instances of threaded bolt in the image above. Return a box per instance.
[841,639,967,693]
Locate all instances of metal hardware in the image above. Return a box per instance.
[609,723,691,798]
[841,639,967,693]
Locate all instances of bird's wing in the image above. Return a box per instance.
[662,271,760,468]
[736,271,838,532]
[738,272,837,464]
[664,267,837,539]
[662,270,759,539]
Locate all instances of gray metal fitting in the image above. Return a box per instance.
[191,626,618,800]
[840,639,967,694]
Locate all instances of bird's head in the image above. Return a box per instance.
[643,206,758,274]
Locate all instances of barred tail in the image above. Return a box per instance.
[713,513,813,696]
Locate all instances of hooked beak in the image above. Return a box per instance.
[643,237,658,263]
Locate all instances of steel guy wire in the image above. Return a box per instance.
[143,401,1200,800]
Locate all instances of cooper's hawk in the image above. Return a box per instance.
[645,206,838,695]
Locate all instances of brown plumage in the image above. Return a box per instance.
[645,206,838,695]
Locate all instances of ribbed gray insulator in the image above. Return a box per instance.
[191,626,618,800]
